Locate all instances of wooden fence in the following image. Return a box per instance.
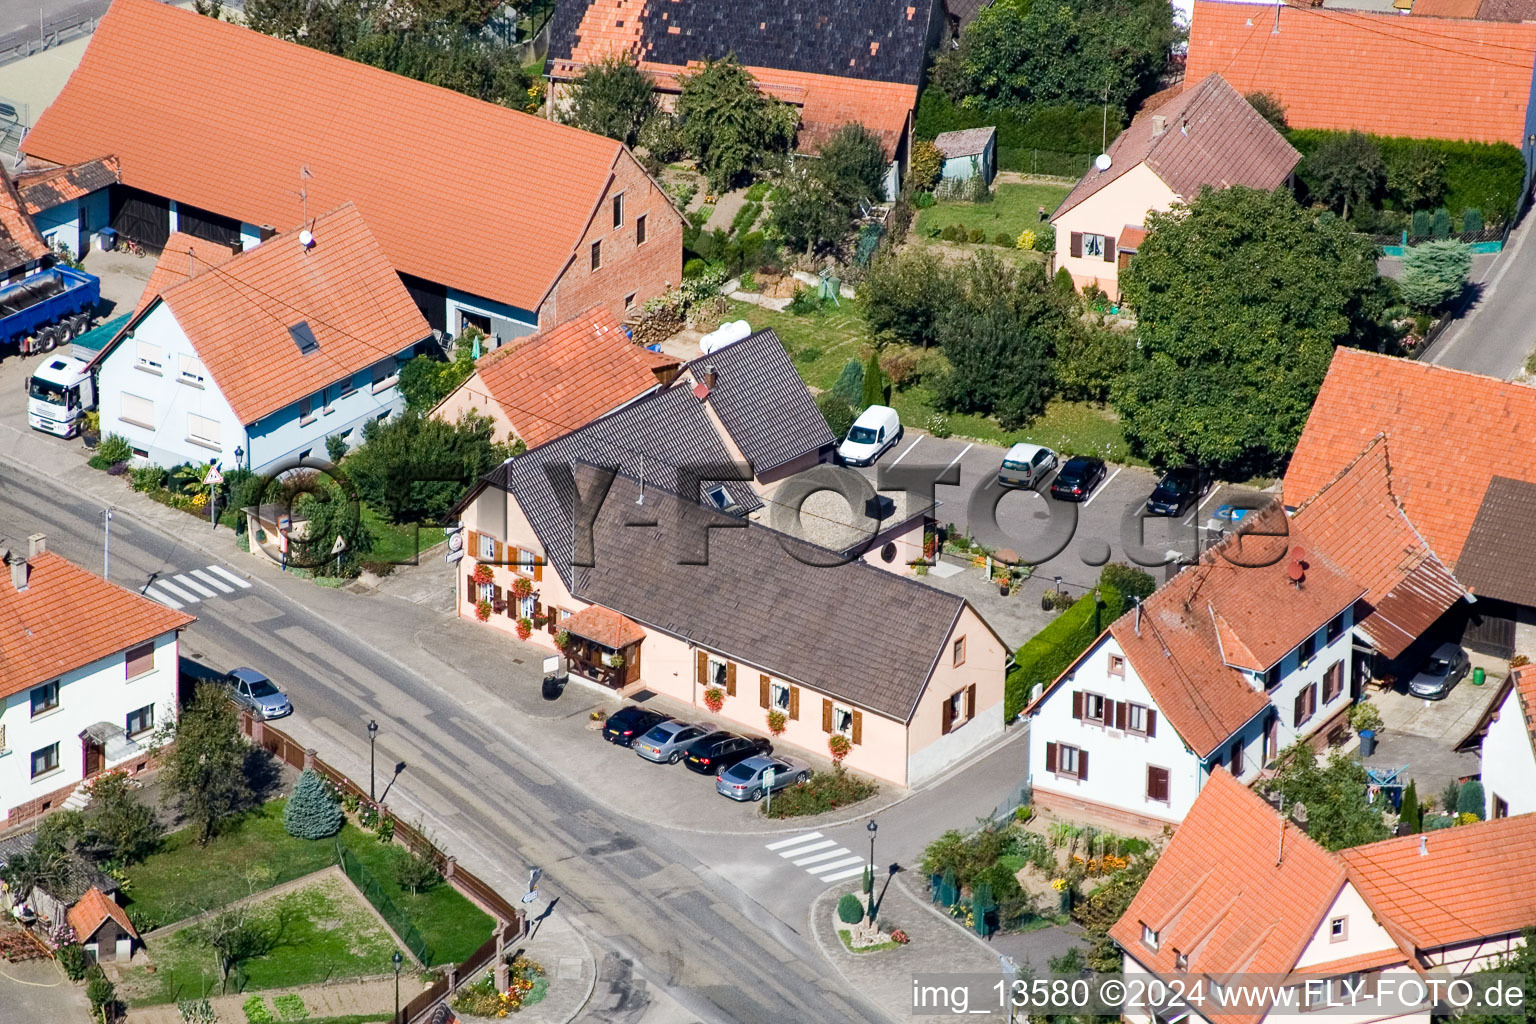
[238,711,524,1023]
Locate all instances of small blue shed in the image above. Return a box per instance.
[933,126,998,185]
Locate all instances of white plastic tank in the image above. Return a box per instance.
[699,319,752,354]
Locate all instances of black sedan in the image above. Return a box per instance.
[683,732,773,775]
[1145,466,1201,517]
[602,706,673,746]
[1049,456,1108,502]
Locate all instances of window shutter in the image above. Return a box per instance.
[822,699,834,733]
[696,650,707,684]
[726,662,737,697]
[1146,709,1157,737]
[493,584,503,611]
[466,530,478,561]
[533,557,543,582]
[533,600,542,623]
[789,686,800,720]
[851,710,863,745]
[1294,689,1307,727]
[965,684,976,719]
[494,540,504,566]
[1104,236,1116,263]
[1045,742,1058,773]
[1116,701,1128,730]
[124,642,155,678]
[1070,232,1083,258]
[1072,692,1083,719]
[1078,749,1089,781]
[759,675,770,709]
[1148,766,1168,801]
[1309,684,1318,715]
[466,574,475,603]
[942,697,954,735]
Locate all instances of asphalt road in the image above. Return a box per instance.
[0,464,890,1024]
[1425,211,1536,379]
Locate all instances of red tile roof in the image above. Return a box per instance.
[1283,349,1536,568]
[14,156,120,215]
[1111,770,1346,1022]
[22,0,626,311]
[1285,946,1410,981]
[560,604,646,648]
[1410,0,1483,17]
[1509,664,1536,760]
[1290,435,1466,658]
[453,306,678,446]
[1117,225,1148,250]
[67,886,138,942]
[0,549,193,701]
[132,231,239,317]
[143,204,429,424]
[1186,0,1536,147]
[0,163,52,274]
[1054,73,1298,220]
[1102,504,1364,757]
[1339,814,1536,949]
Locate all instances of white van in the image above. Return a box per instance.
[837,405,901,466]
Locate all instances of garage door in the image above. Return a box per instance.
[177,203,242,249]
[109,186,170,250]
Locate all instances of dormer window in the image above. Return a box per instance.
[1142,924,1159,949]
[1175,951,1189,971]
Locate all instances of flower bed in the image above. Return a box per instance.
[761,767,877,818]
[450,956,546,1018]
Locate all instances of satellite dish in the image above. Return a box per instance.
[298,229,315,249]
[1094,153,1112,172]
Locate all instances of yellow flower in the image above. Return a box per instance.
[1050,878,1068,891]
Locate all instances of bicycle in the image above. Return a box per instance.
[118,236,144,258]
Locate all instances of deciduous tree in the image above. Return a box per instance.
[1116,186,1390,473]
[565,54,658,147]
[676,57,797,192]
[347,409,514,524]
[1261,744,1389,851]
[160,683,252,846]
[1304,131,1385,220]
[815,123,888,210]
[84,771,163,866]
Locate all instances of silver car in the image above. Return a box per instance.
[633,721,717,764]
[227,667,292,719]
[715,755,810,801]
[1408,643,1471,700]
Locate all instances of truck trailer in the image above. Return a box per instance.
[0,265,101,354]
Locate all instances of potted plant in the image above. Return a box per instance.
[80,410,100,449]
[472,563,493,586]
[554,630,572,650]
[828,733,851,764]
[475,599,492,622]
[511,577,534,599]
[587,709,607,731]
[767,709,787,736]
[608,653,626,669]
[1350,700,1384,754]
[704,686,725,713]
[515,616,533,640]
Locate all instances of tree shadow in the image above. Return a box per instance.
[242,746,283,806]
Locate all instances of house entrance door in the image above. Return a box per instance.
[82,735,104,777]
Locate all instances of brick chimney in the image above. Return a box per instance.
[9,550,29,591]
[1152,114,1167,137]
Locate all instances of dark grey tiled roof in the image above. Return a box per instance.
[687,329,836,474]
[548,0,936,85]
[474,384,762,587]
[1455,476,1536,607]
[570,467,965,720]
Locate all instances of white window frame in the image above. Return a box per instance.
[1108,654,1126,677]
[519,594,535,619]
[187,412,221,451]
[178,353,207,387]
[1082,233,1106,258]
[0,722,7,755]
[1330,916,1348,942]
[126,703,155,738]
[833,702,854,736]
[771,680,791,709]
[1127,702,1149,734]
[517,547,535,573]
[1084,692,1106,724]
[477,581,494,603]
[135,341,164,375]
[1141,923,1159,950]
[479,534,495,561]
[708,656,728,689]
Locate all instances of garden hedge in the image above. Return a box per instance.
[1286,129,1524,223]
[1004,584,1126,720]
[915,88,1107,175]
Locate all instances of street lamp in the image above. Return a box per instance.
[866,820,878,922]
[368,720,379,801]
[393,950,403,1022]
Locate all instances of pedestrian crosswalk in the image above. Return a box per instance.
[765,831,868,883]
[142,564,252,609]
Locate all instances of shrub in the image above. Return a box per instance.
[1441,779,1461,814]
[910,139,943,190]
[838,893,866,924]
[86,974,117,1017]
[817,393,855,439]
[57,943,89,981]
[925,413,952,438]
[393,847,442,895]
[1099,563,1155,602]
[683,257,709,278]
[763,768,878,818]
[913,190,936,209]
[1034,231,1056,254]
[1456,779,1485,820]
[879,346,922,389]
[1349,701,1384,734]
[1005,586,1126,719]
[1412,208,1433,238]
[1400,240,1472,310]
[993,231,1013,246]
[97,434,133,465]
[129,465,166,493]
[1464,207,1484,233]
[376,814,396,843]
[831,358,865,405]
[1016,229,1036,251]
[243,995,274,1024]
[786,288,824,315]
[1433,207,1452,238]
[966,227,986,244]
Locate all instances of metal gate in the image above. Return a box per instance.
[109,186,170,249]
[1463,600,1516,658]
[177,203,242,249]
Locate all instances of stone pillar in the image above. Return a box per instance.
[493,917,511,991]
[442,855,456,881]
[303,747,316,771]
[250,717,265,745]
[446,965,458,993]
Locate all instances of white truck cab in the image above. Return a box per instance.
[27,355,95,438]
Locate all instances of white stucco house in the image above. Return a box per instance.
[89,203,433,474]
[0,535,193,827]
[1024,505,1363,831]
[1478,667,1536,819]
[1049,72,1298,300]
[1114,770,1534,1024]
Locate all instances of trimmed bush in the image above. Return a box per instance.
[282,768,343,840]
[1005,585,1126,719]
[831,358,864,406]
[1463,208,1484,233]
[1099,563,1155,602]
[1456,779,1485,820]
[817,392,855,440]
[837,892,866,924]
[915,88,1106,169]
[97,433,133,465]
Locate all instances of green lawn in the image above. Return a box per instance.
[915,183,1072,242]
[121,876,402,1005]
[361,504,446,565]
[123,801,493,965]
[724,299,1132,460]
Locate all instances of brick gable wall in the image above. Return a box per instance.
[544,150,683,328]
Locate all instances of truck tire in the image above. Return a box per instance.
[70,312,91,335]
[38,325,59,352]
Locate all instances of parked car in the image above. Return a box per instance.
[602,706,672,746]
[226,667,292,719]
[1049,455,1107,502]
[1145,466,1202,517]
[837,405,901,466]
[998,443,1058,489]
[715,755,811,801]
[633,722,718,764]
[684,733,773,775]
[1407,643,1471,700]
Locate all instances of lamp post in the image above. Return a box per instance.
[368,720,379,801]
[393,950,403,1022]
[866,820,878,922]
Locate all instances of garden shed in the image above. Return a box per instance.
[66,887,137,962]
[934,127,998,184]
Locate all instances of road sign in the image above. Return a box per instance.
[762,768,775,789]
[446,526,464,564]
[331,534,348,554]
[520,890,538,904]
[528,867,542,890]
[203,464,224,486]
[278,513,292,533]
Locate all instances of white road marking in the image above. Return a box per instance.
[779,839,836,858]
[817,863,871,882]
[152,579,199,603]
[175,574,218,598]
[765,831,822,851]
[1197,486,1222,513]
[143,587,184,609]
[811,856,866,876]
[1082,467,1121,507]
[941,442,975,474]
[888,436,923,467]
[207,565,253,588]
[192,568,235,593]
[794,847,857,866]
